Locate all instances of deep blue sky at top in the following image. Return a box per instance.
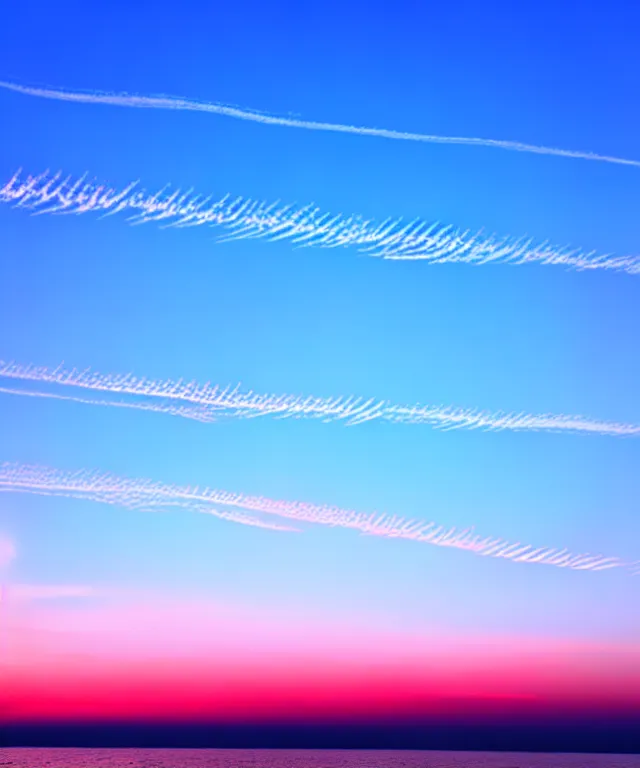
[0,1,639,642]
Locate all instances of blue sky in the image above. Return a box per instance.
[0,0,639,674]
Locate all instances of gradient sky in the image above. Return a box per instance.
[1,0,639,750]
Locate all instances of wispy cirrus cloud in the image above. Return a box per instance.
[0,383,219,423]
[1,79,639,169]
[0,462,296,535]
[2,170,639,275]
[0,462,636,575]
[1,360,638,438]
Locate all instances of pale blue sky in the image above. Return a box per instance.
[0,0,639,650]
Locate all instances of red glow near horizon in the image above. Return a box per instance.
[2,587,639,726]
[3,636,640,725]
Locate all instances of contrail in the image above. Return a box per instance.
[1,80,639,169]
[0,462,296,533]
[2,170,639,274]
[1,360,638,437]
[0,462,635,574]
[0,384,216,423]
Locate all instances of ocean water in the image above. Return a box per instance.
[1,750,639,768]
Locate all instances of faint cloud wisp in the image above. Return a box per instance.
[0,533,16,569]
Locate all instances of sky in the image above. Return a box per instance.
[0,0,639,752]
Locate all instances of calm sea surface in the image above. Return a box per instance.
[1,750,639,768]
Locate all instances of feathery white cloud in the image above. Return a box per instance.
[2,170,639,274]
[1,361,638,438]
[0,462,635,575]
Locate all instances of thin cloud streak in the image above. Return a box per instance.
[0,384,215,423]
[2,170,638,275]
[0,464,297,534]
[7,584,96,601]
[1,80,640,168]
[1,361,639,437]
[0,462,635,574]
